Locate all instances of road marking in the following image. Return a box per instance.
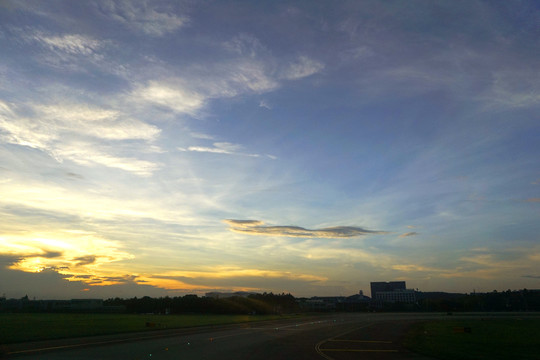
[8,324,268,355]
[6,333,168,355]
[320,349,399,352]
[329,339,392,343]
[315,322,376,360]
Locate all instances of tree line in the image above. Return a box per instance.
[415,289,540,312]
[104,292,299,314]
[2,289,538,314]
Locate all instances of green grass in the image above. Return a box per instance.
[403,318,540,360]
[0,313,296,344]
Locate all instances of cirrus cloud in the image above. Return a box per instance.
[0,100,161,176]
[224,219,387,238]
[98,0,188,37]
[399,232,418,238]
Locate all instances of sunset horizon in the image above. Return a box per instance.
[1,0,539,301]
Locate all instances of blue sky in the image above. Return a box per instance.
[0,0,539,299]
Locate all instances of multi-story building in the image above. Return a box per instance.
[370,281,406,298]
[373,289,416,303]
[370,281,416,304]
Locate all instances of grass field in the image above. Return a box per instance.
[0,313,296,344]
[403,317,540,360]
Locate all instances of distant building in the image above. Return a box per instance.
[299,291,371,312]
[374,289,416,303]
[370,281,416,304]
[370,281,406,298]
[302,296,345,311]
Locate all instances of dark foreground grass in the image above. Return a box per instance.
[403,317,540,360]
[0,313,297,344]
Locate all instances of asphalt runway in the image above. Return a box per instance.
[4,313,458,359]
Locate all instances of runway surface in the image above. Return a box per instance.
[3,313,468,359]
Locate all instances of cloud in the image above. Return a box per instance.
[399,232,418,238]
[391,264,445,273]
[178,142,260,157]
[134,266,328,294]
[522,274,540,279]
[0,258,168,299]
[190,132,215,140]
[131,62,278,116]
[133,80,205,115]
[0,100,161,176]
[224,219,387,238]
[222,60,279,93]
[434,248,540,281]
[36,103,160,140]
[0,230,134,286]
[29,32,102,56]
[259,100,272,109]
[73,255,97,266]
[281,56,324,80]
[223,33,268,58]
[161,267,326,282]
[524,198,540,202]
[17,29,115,72]
[99,0,188,36]
[480,70,540,111]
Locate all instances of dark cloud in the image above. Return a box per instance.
[66,172,84,179]
[0,255,23,267]
[43,266,69,271]
[0,264,167,299]
[224,219,387,238]
[73,255,96,266]
[41,250,63,258]
[99,275,138,283]
[0,266,88,299]
[399,232,418,238]
[522,274,540,279]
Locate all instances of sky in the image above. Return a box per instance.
[0,0,539,300]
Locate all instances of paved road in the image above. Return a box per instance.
[4,313,452,359]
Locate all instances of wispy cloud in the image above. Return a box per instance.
[399,232,418,238]
[30,32,102,56]
[434,248,540,280]
[224,219,387,238]
[190,132,215,140]
[0,100,161,176]
[133,80,205,115]
[223,33,268,58]
[17,29,113,72]
[391,264,445,273]
[178,142,260,157]
[156,267,325,282]
[99,0,188,36]
[480,70,540,111]
[136,266,327,292]
[259,100,272,109]
[524,198,540,203]
[280,56,324,80]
